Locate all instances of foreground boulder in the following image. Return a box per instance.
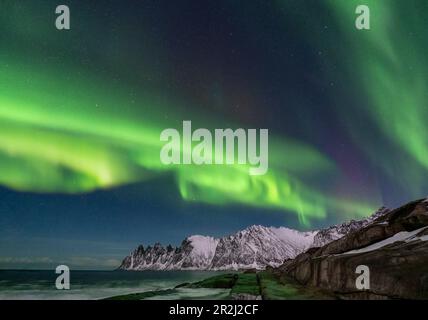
[276,198,428,299]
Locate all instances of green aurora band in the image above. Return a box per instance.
[325,0,428,197]
[0,60,377,225]
[277,0,428,200]
[0,2,386,226]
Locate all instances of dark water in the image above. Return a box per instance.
[0,270,226,300]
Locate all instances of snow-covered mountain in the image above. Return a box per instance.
[312,206,390,247]
[118,208,389,271]
[209,226,316,270]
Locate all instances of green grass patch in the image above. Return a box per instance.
[230,273,260,296]
[259,272,304,300]
[187,273,238,289]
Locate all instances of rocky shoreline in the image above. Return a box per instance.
[109,198,428,300]
[273,198,428,299]
[104,271,335,300]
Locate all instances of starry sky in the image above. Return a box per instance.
[0,0,427,269]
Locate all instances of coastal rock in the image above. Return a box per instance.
[276,198,428,299]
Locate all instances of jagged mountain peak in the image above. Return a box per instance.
[119,206,390,271]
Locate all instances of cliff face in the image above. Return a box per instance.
[276,198,428,299]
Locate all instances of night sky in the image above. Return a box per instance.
[1,0,427,269]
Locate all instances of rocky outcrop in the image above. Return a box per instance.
[312,206,390,247]
[276,198,428,299]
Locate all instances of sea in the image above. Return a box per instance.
[0,270,228,300]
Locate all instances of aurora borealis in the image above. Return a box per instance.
[1,0,427,268]
[0,58,371,225]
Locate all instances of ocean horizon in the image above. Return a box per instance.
[0,269,227,300]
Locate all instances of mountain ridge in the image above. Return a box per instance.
[118,207,389,271]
